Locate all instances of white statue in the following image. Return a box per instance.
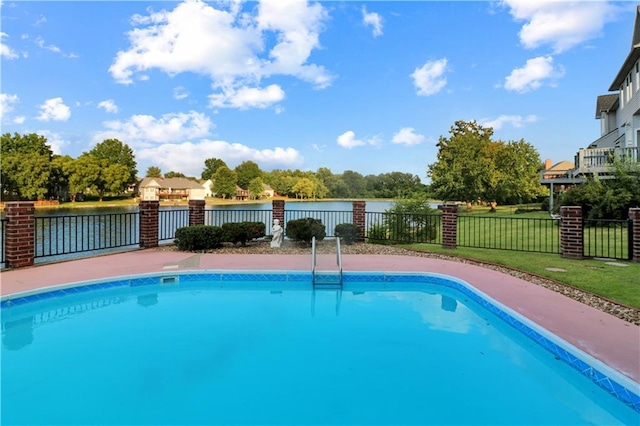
[270,219,284,248]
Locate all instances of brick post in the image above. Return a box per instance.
[630,208,640,262]
[272,199,285,227]
[188,200,206,226]
[560,206,583,260]
[441,204,458,249]
[139,200,159,248]
[352,201,366,242]
[5,201,35,268]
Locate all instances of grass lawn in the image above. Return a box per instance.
[403,243,640,309]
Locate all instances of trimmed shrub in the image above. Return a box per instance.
[285,217,326,245]
[174,225,224,251]
[334,223,360,245]
[222,221,266,246]
[366,224,389,245]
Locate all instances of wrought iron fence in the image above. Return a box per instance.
[159,209,189,242]
[583,218,631,260]
[364,212,442,244]
[457,215,560,254]
[284,210,352,238]
[0,218,6,268]
[206,209,273,234]
[34,212,140,261]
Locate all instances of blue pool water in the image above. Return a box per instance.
[1,272,639,425]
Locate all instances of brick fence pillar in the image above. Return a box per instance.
[272,199,285,227]
[5,201,35,268]
[630,208,640,262]
[560,206,583,260]
[188,199,206,226]
[139,200,159,248]
[352,201,366,242]
[441,204,458,249]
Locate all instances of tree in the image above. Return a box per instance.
[292,177,315,199]
[248,177,265,199]
[213,166,237,199]
[88,139,137,191]
[67,155,102,202]
[1,133,54,200]
[146,166,162,178]
[340,170,366,198]
[235,160,262,189]
[201,158,228,180]
[164,171,186,179]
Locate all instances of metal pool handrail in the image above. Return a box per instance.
[336,237,343,283]
[311,236,317,282]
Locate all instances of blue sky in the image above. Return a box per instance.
[0,1,636,182]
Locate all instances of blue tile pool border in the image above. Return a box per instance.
[2,269,639,413]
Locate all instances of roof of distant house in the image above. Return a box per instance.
[137,177,203,190]
[542,160,575,177]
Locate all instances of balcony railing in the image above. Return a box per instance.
[574,147,639,176]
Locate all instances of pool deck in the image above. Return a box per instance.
[1,248,639,385]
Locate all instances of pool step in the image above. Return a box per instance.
[313,271,342,289]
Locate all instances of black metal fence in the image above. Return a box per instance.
[284,210,352,238]
[364,212,442,244]
[34,212,140,261]
[0,218,6,267]
[583,218,632,260]
[159,209,189,242]
[457,215,560,254]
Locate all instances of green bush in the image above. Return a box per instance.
[174,225,224,251]
[366,224,389,244]
[221,221,266,246]
[334,223,361,245]
[285,217,326,245]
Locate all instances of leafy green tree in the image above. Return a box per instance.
[213,166,237,199]
[383,195,438,242]
[68,155,103,202]
[340,170,366,198]
[49,155,74,201]
[146,166,162,178]
[164,171,186,178]
[264,169,297,197]
[292,177,315,199]
[1,133,54,200]
[235,160,262,189]
[201,158,228,180]
[88,139,137,190]
[248,177,265,199]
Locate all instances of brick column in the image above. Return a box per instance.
[560,206,583,260]
[139,200,159,248]
[272,199,285,226]
[630,208,640,262]
[188,200,206,226]
[5,201,35,268]
[441,204,458,249]
[352,201,366,242]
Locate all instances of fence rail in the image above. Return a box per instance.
[206,210,273,234]
[365,212,442,244]
[284,210,352,238]
[0,218,6,267]
[457,215,560,254]
[583,218,631,260]
[159,209,189,242]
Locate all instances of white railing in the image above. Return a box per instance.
[575,147,639,175]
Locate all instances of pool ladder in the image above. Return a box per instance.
[311,237,343,316]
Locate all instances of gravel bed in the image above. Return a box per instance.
[159,240,640,326]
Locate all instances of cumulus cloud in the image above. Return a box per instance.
[411,58,448,96]
[109,0,332,109]
[36,97,71,121]
[362,6,383,37]
[13,115,25,124]
[34,130,68,155]
[336,130,380,149]
[503,56,564,93]
[93,111,213,145]
[480,114,538,130]
[501,0,619,54]
[0,93,19,119]
[209,84,285,109]
[97,99,118,114]
[1,32,19,59]
[137,139,304,177]
[392,127,425,146]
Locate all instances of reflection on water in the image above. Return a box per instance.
[1,317,34,351]
[441,294,458,312]
[137,293,159,307]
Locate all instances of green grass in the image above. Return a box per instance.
[402,243,640,309]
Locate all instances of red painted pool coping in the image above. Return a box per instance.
[1,248,639,385]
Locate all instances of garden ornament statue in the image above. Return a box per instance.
[270,219,284,248]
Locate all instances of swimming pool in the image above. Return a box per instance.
[1,271,639,425]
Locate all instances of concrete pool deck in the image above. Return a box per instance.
[1,248,639,385]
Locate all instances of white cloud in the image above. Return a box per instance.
[173,86,189,100]
[97,99,118,114]
[137,139,304,176]
[0,93,19,119]
[501,0,619,54]
[109,0,332,109]
[411,58,448,96]
[36,97,71,121]
[392,127,425,146]
[1,32,19,59]
[93,111,214,145]
[209,84,285,109]
[362,6,383,37]
[480,114,538,130]
[34,15,47,26]
[336,130,379,149]
[503,56,564,93]
[13,116,25,124]
[34,130,68,155]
